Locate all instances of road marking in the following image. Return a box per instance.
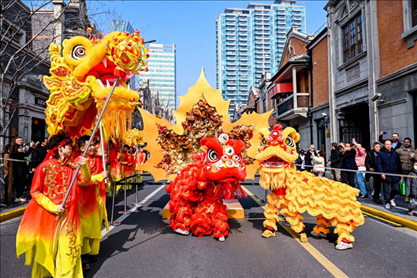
[361,211,402,227]
[241,185,349,278]
[101,184,166,237]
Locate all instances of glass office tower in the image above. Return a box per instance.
[216,1,306,114]
[139,43,176,111]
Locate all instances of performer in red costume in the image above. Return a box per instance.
[108,138,121,181]
[127,146,134,189]
[75,136,109,270]
[121,145,129,178]
[166,134,247,241]
[16,133,91,278]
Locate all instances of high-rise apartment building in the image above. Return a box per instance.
[216,1,306,114]
[139,43,176,111]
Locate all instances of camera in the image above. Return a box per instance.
[371,93,381,102]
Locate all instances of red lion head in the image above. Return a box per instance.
[200,133,247,183]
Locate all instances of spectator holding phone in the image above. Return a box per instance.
[352,139,367,197]
[396,137,415,202]
[304,144,317,173]
[339,142,358,187]
[379,131,402,151]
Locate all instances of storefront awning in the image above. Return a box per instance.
[268,82,293,99]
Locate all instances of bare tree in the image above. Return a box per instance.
[0,0,115,155]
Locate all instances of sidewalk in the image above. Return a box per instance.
[358,194,417,227]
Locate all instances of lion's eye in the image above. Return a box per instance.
[71,45,86,60]
[208,148,219,162]
[285,135,294,147]
[225,147,234,156]
[260,137,267,146]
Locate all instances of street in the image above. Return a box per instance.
[1,177,417,278]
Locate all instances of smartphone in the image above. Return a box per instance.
[352,138,355,142]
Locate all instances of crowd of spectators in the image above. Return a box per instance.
[296,132,417,215]
[2,137,48,203]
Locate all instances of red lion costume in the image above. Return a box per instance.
[166,134,247,241]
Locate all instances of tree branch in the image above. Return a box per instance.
[0,0,53,56]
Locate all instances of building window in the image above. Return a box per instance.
[342,14,363,62]
[413,0,417,27]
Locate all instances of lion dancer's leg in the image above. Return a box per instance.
[281,202,307,242]
[190,200,213,238]
[311,214,331,238]
[334,219,355,250]
[262,192,280,238]
[211,200,229,241]
[169,198,193,235]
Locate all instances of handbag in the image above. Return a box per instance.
[399,177,406,196]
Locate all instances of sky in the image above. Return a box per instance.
[91,1,328,106]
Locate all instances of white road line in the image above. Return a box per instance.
[101,184,166,237]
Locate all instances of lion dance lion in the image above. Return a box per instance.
[166,134,247,241]
[256,123,364,250]
[43,30,148,142]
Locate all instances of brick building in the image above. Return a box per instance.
[325,0,417,150]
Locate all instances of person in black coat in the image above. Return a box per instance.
[30,138,48,172]
[11,137,34,202]
[339,142,357,187]
[304,144,317,173]
[375,140,403,209]
[328,142,342,181]
[365,142,383,204]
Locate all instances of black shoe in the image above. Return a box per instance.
[373,198,383,204]
[359,194,368,198]
[82,255,90,271]
[89,254,97,263]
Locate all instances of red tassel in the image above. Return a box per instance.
[114,67,127,81]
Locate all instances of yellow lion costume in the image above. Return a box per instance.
[256,123,364,250]
[43,30,148,141]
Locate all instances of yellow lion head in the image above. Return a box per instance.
[256,123,300,174]
[44,31,148,141]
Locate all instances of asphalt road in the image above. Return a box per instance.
[1,177,417,278]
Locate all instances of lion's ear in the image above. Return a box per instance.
[292,130,300,143]
[283,127,300,143]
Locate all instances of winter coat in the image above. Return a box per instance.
[365,150,380,179]
[329,148,342,168]
[312,156,325,173]
[396,145,416,171]
[304,150,317,167]
[354,145,366,167]
[30,145,47,171]
[406,170,417,198]
[379,135,402,151]
[375,148,402,183]
[340,149,358,170]
[11,144,32,176]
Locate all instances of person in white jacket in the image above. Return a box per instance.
[312,151,326,177]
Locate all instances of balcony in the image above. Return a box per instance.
[275,94,309,121]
